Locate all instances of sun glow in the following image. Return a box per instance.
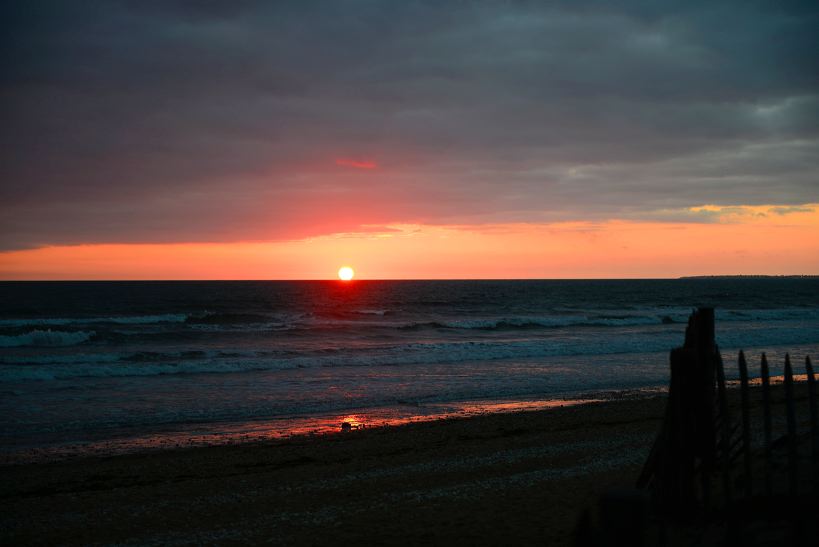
[1,205,818,280]
[338,266,355,281]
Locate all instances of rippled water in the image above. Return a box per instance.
[2,279,818,457]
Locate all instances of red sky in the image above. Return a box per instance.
[2,205,817,279]
[2,3,817,279]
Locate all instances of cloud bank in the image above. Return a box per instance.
[2,0,817,249]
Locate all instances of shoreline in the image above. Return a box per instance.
[3,368,810,467]
[2,380,813,545]
[0,395,667,546]
[1,386,667,466]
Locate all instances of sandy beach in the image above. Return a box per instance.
[1,395,667,546]
[4,376,816,546]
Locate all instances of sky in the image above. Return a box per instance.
[1,1,818,279]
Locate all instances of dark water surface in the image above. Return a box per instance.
[2,279,818,457]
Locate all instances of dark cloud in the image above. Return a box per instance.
[1,0,818,249]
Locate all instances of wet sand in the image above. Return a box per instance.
[0,395,666,546]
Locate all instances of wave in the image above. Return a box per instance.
[0,313,672,337]
[1,358,293,381]
[0,329,95,348]
[3,307,816,336]
[427,308,819,331]
[0,314,188,328]
[185,312,273,325]
[124,350,208,362]
[0,349,266,366]
[397,315,674,331]
[0,353,123,365]
[230,307,817,332]
[715,308,819,322]
[5,323,818,381]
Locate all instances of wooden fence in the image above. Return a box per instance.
[637,307,818,524]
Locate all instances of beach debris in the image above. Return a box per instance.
[340,421,366,432]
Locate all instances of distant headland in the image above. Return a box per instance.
[679,275,819,279]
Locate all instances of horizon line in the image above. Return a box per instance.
[2,275,818,282]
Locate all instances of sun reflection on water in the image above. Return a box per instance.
[6,396,617,463]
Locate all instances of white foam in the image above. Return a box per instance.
[715,308,819,322]
[0,314,188,327]
[0,329,95,348]
[6,319,818,383]
[0,358,294,382]
[0,353,122,365]
[438,315,662,329]
[0,334,677,381]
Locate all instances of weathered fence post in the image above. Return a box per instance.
[784,354,798,497]
[761,353,772,497]
[716,351,733,504]
[806,356,818,491]
[690,308,718,511]
[738,350,752,497]
[637,307,720,516]
[634,311,818,540]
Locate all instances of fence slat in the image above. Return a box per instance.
[761,353,772,497]
[738,350,753,497]
[637,309,816,527]
[716,351,732,504]
[784,354,798,497]
[806,355,818,491]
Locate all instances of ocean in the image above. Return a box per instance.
[2,279,818,459]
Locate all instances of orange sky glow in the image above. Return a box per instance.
[2,205,817,280]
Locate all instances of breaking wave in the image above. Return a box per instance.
[0,314,188,328]
[185,313,273,325]
[0,329,95,348]
[398,315,675,330]
[2,307,817,335]
[4,322,818,381]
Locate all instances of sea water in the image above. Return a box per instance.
[1,279,818,458]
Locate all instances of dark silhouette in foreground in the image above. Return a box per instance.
[578,307,818,546]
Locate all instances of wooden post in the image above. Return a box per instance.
[664,347,699,513]
[761,353,772,497]
[636,307,721,516]
[716,351,732,505]
[784,354,798,497]
[805,356,818,491]
[738,351,752,497]
[692,309,717,481]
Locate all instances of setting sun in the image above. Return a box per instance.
[338,266,355,281]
